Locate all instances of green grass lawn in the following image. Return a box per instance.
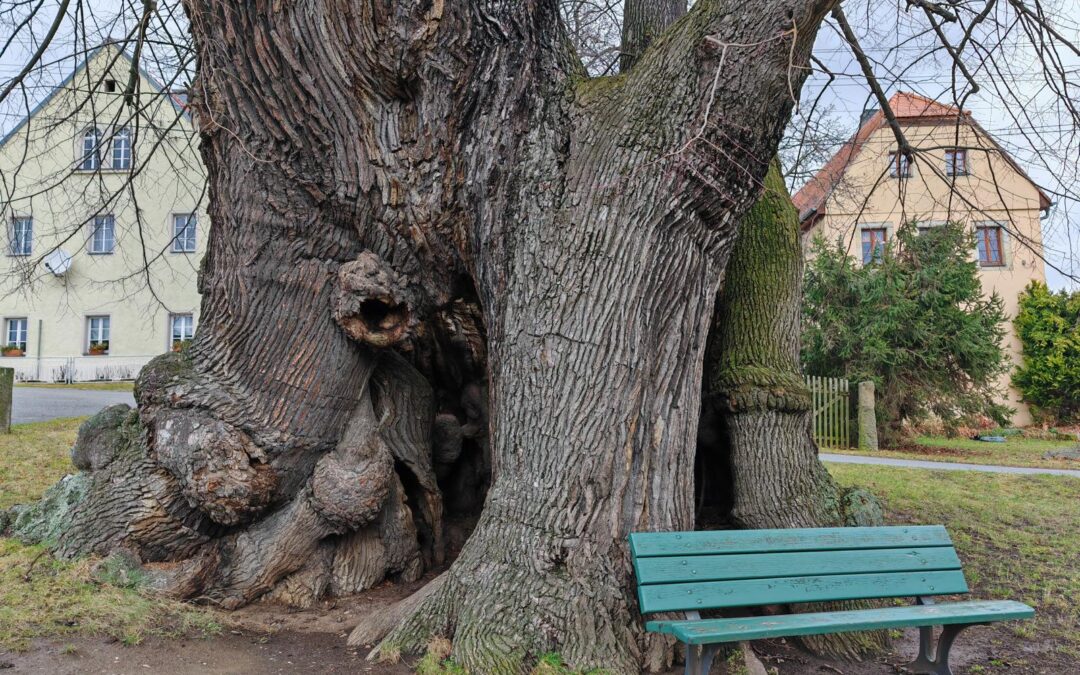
[829,433,1079,469]
[0,418,83,510]
[0,417,220,651]
[829,463,1080,660]
[15,381,134,392]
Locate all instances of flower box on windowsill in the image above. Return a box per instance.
[1,346,24,357]
[88,342,109,356]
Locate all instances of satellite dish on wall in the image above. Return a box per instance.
[43,250,73,276]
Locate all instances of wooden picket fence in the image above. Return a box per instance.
[805,375,851,449]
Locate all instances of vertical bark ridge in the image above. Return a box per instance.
[621,0,687,72]
[8,0,850,670]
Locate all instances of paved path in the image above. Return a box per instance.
[821,452,1080,478]
[12,387,135,424]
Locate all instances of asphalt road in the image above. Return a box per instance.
[11,387,136,424]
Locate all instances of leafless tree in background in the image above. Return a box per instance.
[0,0,201,315]
[561,0,624,74]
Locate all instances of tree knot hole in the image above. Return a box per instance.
[334,252,417,348]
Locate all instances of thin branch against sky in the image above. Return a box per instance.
[0,0,201,313]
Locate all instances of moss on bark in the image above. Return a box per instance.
[709,162,810,415]
[3,473,89,545]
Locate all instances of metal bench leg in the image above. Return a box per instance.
[907,624,981,675]
[909,625,938,672]
[684,643,721,675]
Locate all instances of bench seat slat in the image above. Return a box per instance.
[638,570,968,613]
[630,526,950,558]
[634,547,961,585]
[645,600,1034,645]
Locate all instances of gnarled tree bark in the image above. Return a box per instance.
[4,0,846,672]
[371,2,835,670]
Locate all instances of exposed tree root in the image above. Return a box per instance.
[349,573,448,647]
[373,502,643,674]
[3,347,444,610]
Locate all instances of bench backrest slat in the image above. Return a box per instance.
[630,526,965,614]
[634,546,961,585]
[630,525,951,558]
[638,570,969,613]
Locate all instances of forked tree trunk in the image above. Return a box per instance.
[702,162,886,660]
[4,1,844,672]
[372,2,834,669]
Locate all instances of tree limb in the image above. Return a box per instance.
[831,5,911,155]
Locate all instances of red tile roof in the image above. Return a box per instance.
[791,91,1051,226]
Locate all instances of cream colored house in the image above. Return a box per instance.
[0,43,205,382]
[794,91,1051,426]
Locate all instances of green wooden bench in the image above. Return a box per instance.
[629,525,1033,675]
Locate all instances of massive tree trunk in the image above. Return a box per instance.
[4,0,843,672]
[701,162,886,659]
[618,1,884,661]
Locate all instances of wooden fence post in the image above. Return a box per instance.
[0,367,13,433]
[857,380,878,451]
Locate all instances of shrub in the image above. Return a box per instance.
[1012,281,1080,423]
[802,221,1011,445]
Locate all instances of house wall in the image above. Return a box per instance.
[802,121,1047,427]
[0,46,206,382]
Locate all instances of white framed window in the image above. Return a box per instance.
[111,127,132,170]
[87,315,110,354]
[945,148,968,176]
[172,213,197,253]
[79,127,102,171]
[89,215,115,254]
[4,318,27,353]
[10,216,32,256]
[889,151,912,178]
[170,313,194,351]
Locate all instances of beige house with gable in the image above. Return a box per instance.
[0,43,205,382]
[794,91,1051,426]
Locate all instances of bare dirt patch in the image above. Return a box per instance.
[760,623,1073,675]
[0,631,403,675]
[0,578,426,674]
[4,581,1069,674]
